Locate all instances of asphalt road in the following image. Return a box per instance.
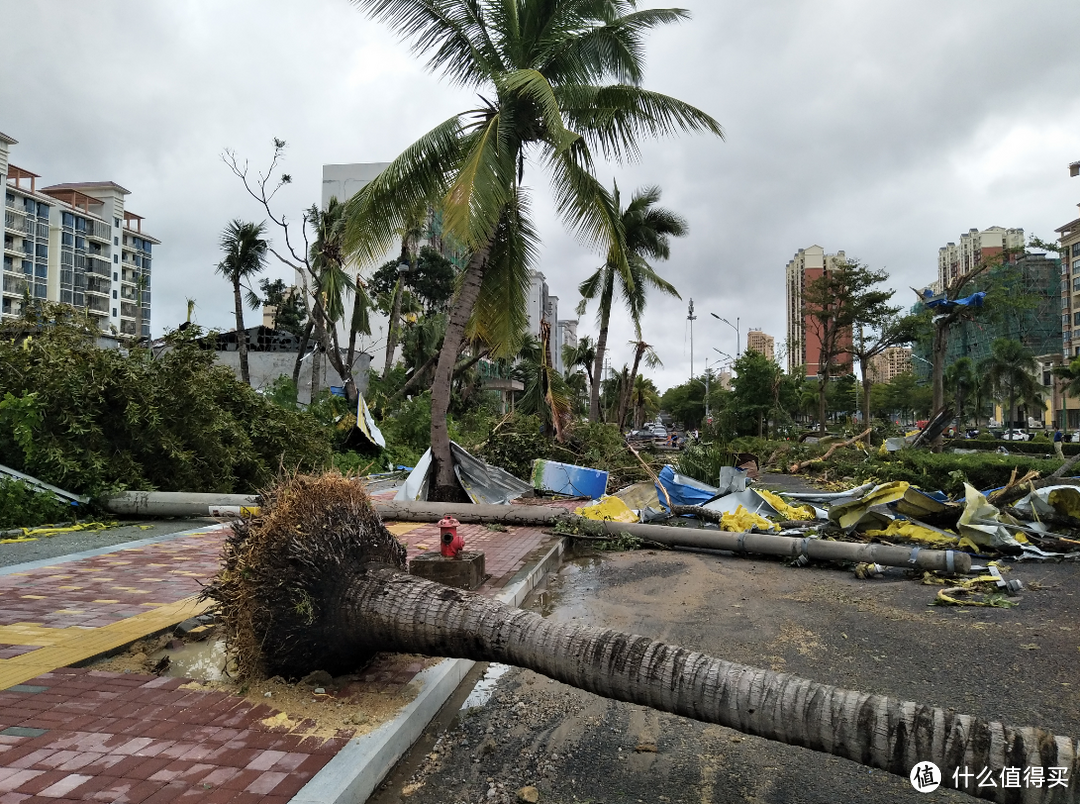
[0,518,223,568]
[370,546,1080,804]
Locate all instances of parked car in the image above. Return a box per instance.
[1000,429,1034,442]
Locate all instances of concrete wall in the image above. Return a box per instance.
[212,350,372,405]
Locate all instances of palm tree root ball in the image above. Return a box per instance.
[205,471,1078,803]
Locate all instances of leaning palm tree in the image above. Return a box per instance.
[216,220,268,385]
[342,0,722,501]
[984,337,1039,432]
[562,334,597,405]
[579,184,686,422]
[206,472,1080,803]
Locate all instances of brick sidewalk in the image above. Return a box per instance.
[0,516,557,802]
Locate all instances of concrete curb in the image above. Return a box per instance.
[291,537,566,804]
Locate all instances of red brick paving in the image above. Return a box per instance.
[0,511,560,801]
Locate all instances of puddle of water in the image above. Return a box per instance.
[543,556,607,623]
[149,637,229,682]
[460,662,513,710]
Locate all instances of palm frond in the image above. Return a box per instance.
[342,115,466,267]
[497,69,580,154]
[443,113,517,250]
[559,84,724,161]
[349,0,503,87]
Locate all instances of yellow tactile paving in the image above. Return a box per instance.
[0,594,214,690]
[386,521,430,537]
[0,624,84,647]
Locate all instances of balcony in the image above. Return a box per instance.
[4,211,28,233]
[85,279,110,296]
[2,275,29,295]
[85,256,111,277]
[85,297,110,314]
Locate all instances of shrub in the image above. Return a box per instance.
[0,304,332,496]
[0,479,75,530]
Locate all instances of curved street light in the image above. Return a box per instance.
[711,313,740,357]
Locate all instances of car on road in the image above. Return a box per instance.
[1000,429,1034,441]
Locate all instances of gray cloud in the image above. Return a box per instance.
[2,0,1077,393]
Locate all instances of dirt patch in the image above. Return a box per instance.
[90,634,437,740]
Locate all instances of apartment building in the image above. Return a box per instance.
[1,132,158,337]
[866,346,912,384]
[745,329,774,362]
[937,226,1024,289]
[784,245,851,376]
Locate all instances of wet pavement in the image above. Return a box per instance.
[369,544,1080,804]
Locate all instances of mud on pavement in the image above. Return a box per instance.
[370,547,1080,804]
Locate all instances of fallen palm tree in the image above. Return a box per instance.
[203,472,1078,803]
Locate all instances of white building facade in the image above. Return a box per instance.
[2,132,157,337]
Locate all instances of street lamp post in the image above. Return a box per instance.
[711,313,740,358]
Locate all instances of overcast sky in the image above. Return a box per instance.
[3,0,1078,393]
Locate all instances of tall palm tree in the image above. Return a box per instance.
[944,356,977,431]
[562,334,596,408]
[983,338,1039,432]
[630,374,661,429]
[616,339,661,430]
[216,220,268,385]
[308,198,360,399]
[343,0,722,501]
[578,184,686,422]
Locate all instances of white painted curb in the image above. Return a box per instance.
[291,538,565,804]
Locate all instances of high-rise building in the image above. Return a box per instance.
[2,132,158,337]
[938,226,1024,290]
[1054,160,1080,428]
[785,245,851,376]
[866,346,912,384]
[745,329,774,362]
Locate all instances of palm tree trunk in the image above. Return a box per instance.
[817,372,829,435]
[233,279,249,385]
[589,280,614,423]
[384,275,405,378]
[859,355,872,432]
[292,319,314,390]
[311,308,325,399]
[616,343,645,430]
[931,319,948,449]
[326,566,1079,802]
[430,245,491,501]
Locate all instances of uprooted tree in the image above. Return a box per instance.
[203,472,1079,803]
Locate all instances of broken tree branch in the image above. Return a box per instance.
[788,428,872,473]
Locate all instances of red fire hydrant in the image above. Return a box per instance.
[438,515,464,558]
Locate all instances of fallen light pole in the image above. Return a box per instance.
[98,493,971,575]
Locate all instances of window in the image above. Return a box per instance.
[35,244,47,258]
[113,272,118,281]
[112,290,117,299]
[112,308,117,317]
[113,255,118,264]
[62,212,74,228]
[23,197,34,213]
[1073,243,1080,257]
[36,202,49,218]
[74,236,85,250]
[34,284,46,299]
[62,232,73,246]
[114,237,119,246]
[34,263,47,279]
[114,217,119,228]
[1066,314,1072,327]
[21,260,31,275]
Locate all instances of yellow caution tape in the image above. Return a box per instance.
[1,521,116,542]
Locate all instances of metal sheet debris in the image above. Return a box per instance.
[394,442,532,505]
[531,460,608,499]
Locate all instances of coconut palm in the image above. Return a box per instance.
[630,374,661,428]
[983,337,1039,431]
[343,0,722,501]
[562,334,597,406]
[578,184,686,422]
[616,339,660,429]
[216,220,268,385]
[944,356,977,430]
